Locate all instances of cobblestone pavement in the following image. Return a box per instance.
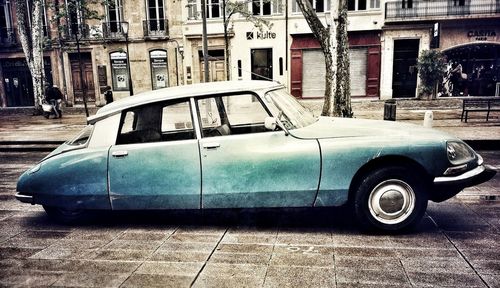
[0,151,499,287]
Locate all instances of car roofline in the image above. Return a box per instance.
[87,80,284,124]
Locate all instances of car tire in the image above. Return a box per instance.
[353,166,428,232]
[43,205,85,224]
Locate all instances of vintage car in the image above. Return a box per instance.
[16,81,495,231]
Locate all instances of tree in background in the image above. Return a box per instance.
[15,0,45,110]
[295,0,352,117]
[416,50,447,99]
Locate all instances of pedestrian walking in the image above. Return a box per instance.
[104,86,113,105]
[45,84,63,118]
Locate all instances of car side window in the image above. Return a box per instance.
[197,94,271,137]
[116,100,194,144]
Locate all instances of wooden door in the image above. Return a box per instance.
[70,53,95,103]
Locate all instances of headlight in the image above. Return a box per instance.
[447,141,475,165]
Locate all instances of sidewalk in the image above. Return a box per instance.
[0,98,499,144]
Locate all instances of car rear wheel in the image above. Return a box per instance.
[43,205,85,224]
[354,166,428,232]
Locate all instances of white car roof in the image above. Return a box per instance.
[88,80,283,123]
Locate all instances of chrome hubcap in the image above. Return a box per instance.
[368,179,415,225]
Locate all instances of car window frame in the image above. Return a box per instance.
[115,97,197,145]
[194,91,274,138]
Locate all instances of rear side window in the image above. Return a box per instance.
[66,125,94,146]
[116,100,195,144]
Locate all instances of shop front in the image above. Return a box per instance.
[438,23,499,97]
[289,31,381,99]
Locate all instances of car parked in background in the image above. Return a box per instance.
[16,81,496,231]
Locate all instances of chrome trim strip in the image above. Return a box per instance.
[15,193,33,203]
[190,97,202,140]
[434,165,485,183]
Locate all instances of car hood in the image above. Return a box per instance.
[290,116,454,141]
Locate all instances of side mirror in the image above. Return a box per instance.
[264,117,277,131]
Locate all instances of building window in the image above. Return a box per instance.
[253,0,282,15]
[401,0,413,9]
[187,0,198,19]
[292,0,330,13]
[110,51,129,91]
[150,50,168,90]
[206,0,220,18]
[65,0,84,35]
[146,0,166,32]
[106,0,123,33]
[0,0,13,44]
[348,0,379,10]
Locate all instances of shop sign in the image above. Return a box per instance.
[467,30,496,41]
[246,31,277,40]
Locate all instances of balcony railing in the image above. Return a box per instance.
[102,21,127,39]
[143,19,169,38]
[386,0,500,20]
[60,24,91,40]
[0,28,17,46]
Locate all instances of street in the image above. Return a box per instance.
[0,150,499,287]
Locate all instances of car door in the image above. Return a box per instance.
[196,94,321,209]
[108,99,201,210]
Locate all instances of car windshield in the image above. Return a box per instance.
[66,125,93,146]
[264,88,317,129]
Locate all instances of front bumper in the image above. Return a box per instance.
[430,164,496,202]
[15,193,34,204]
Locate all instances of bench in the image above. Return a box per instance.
[461,98,500,123]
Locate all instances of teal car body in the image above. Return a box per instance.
[16,81,495,231]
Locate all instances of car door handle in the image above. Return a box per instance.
[203,143,220,150]
[112,150,128,158]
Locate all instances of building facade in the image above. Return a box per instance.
[1,0,499,108]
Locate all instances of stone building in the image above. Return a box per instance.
[1,0,499,108]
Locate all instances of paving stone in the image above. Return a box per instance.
[396,248,461,259]
[0,247,42,259]
[336,268,409,286]
[135,261,204,276]
[117,231,170,241]
[75,260,142,274]
[174,226,226,235]
[63,230,124,241]
[30,247,95,260]
[446,232,500,250]
[215,243,274,254]
[104,239,163,251]
[276,233,332,245]
[209,252,270,265]
[469,260,500,275]
[221,234,276,244]
[336,256,402,271]
[158,242,216,253]
[47,239,110,250]
[336,284,411,288]
[273,244,335,255]
[88,249,153,261]
[193,275,264,288]
[264,265,335,288]
[331,235,393,248]
[167,233,222,243]
[407,271,486,287]
[0,271,61,287]
[270,252,334,267]
[149,250,210,262]
[401,257,474,273]
[335,247,398,258]
[120,273,193,288]
[199,263,267,278]
[482,274,500,288]
[52,272,130,287]
[461,248,500,261]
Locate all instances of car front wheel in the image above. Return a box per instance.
[354,166,428,232]
[43,205,85,224]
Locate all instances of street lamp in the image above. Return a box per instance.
[121,21,134,96]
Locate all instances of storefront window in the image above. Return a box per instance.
[110,51,129,91]
[150,50,168,90]
[440,44,500,97]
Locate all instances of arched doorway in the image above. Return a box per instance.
[441,43,500,97]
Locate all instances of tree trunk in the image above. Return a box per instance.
[335,0,352,117]
[15,0,44,109]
